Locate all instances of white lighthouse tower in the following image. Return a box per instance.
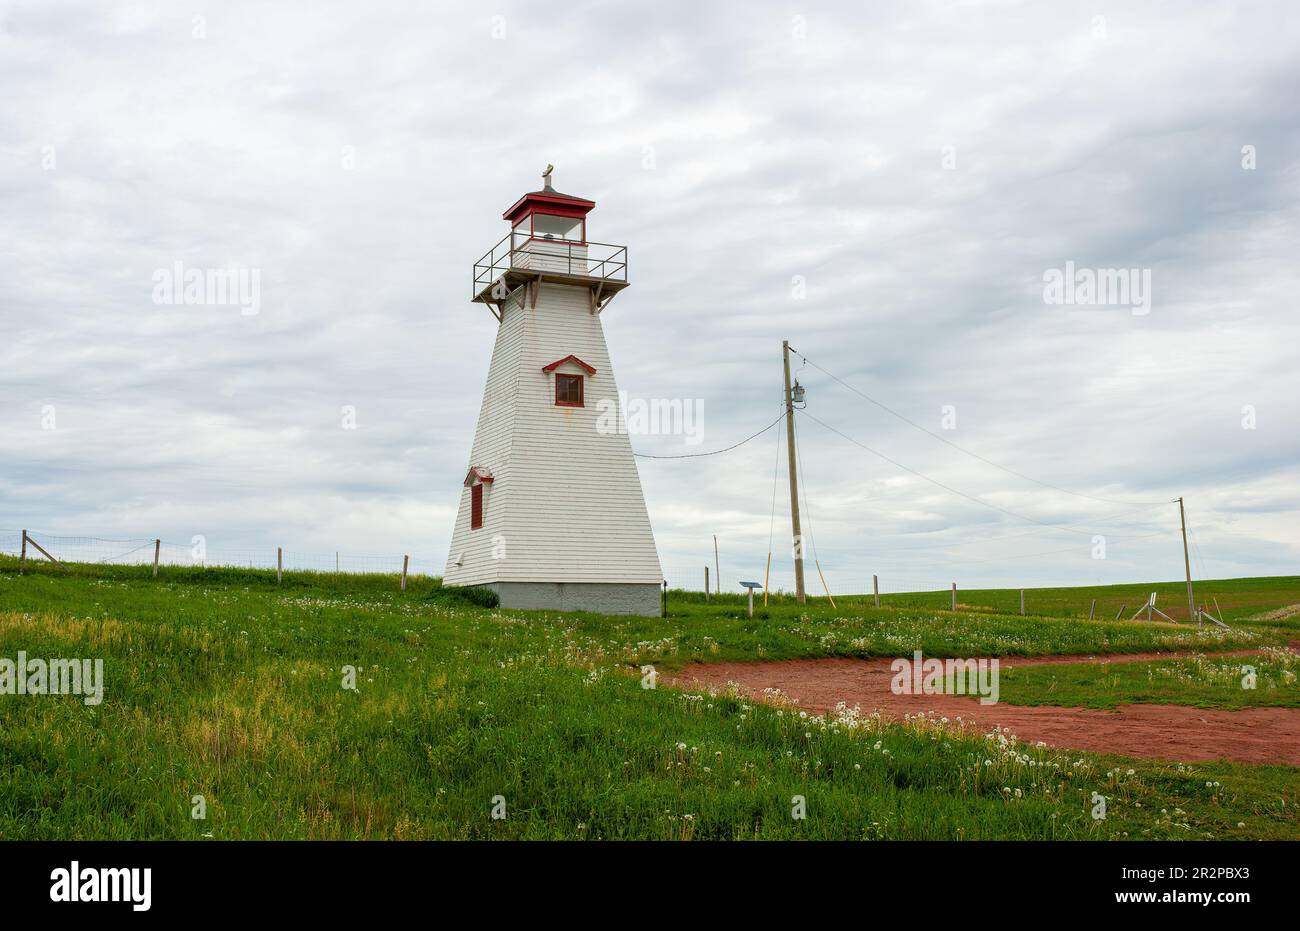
[443,168,663,616]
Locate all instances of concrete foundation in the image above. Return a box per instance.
[488,581,662,617]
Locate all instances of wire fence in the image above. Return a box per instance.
[0,530,795,593]
[0,529,446,579]
[660,562,958,596]
[0,529,1160,602]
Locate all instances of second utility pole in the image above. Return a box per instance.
[1178,496,1196,624]
[783,340,806,603]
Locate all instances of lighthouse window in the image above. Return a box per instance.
[555,373,584,407]
[470,483,484,529]
[531,214,584,243]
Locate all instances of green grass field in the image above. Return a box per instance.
[1001,650,1300,710]
[1,557,1297,840]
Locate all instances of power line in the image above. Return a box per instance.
[789,347,1167,508]
[1187,523,1214,578]
[905,500,1175,549]
[767,404,781,553]
[632,412,785,459]
[939,529,1175,566]
[797,407,1151,538]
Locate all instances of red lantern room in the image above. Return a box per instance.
[502,168,595,247]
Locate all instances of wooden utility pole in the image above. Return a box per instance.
[1178,497,1196,624]
[782,340,806,603]
[277,547,283,583]
[713,535,720,596]
[19,530,26,574]
[152,539,161,577]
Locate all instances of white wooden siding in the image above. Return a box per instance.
[444,282,662,586]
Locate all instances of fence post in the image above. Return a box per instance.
[1115,605,1125,621]
[951,582,956,611]
[22,533,63,568]
[1088,599,1096,622]
[152,539,161,577]
[20,530,27,574]
[1020,589,1025,615]
[704,566,709,599]
[401,555,409,591]
[277,547,283,584]
[873,574,880,608]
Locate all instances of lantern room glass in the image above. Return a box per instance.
[514,213,585,245]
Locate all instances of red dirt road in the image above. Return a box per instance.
[670,651,1300,766]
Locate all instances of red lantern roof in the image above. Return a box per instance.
[503,168,596,223]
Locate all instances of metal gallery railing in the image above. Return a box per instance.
[472,231,628,297]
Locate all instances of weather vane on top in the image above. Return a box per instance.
[542,164,554,191]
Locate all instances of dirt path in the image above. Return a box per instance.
[669,650,1300,766]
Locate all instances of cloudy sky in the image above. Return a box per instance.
[2,0,1298,593]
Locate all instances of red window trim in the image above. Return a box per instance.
[542,354,597,375]
[555,372,584,407]
[470,482,484,529]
